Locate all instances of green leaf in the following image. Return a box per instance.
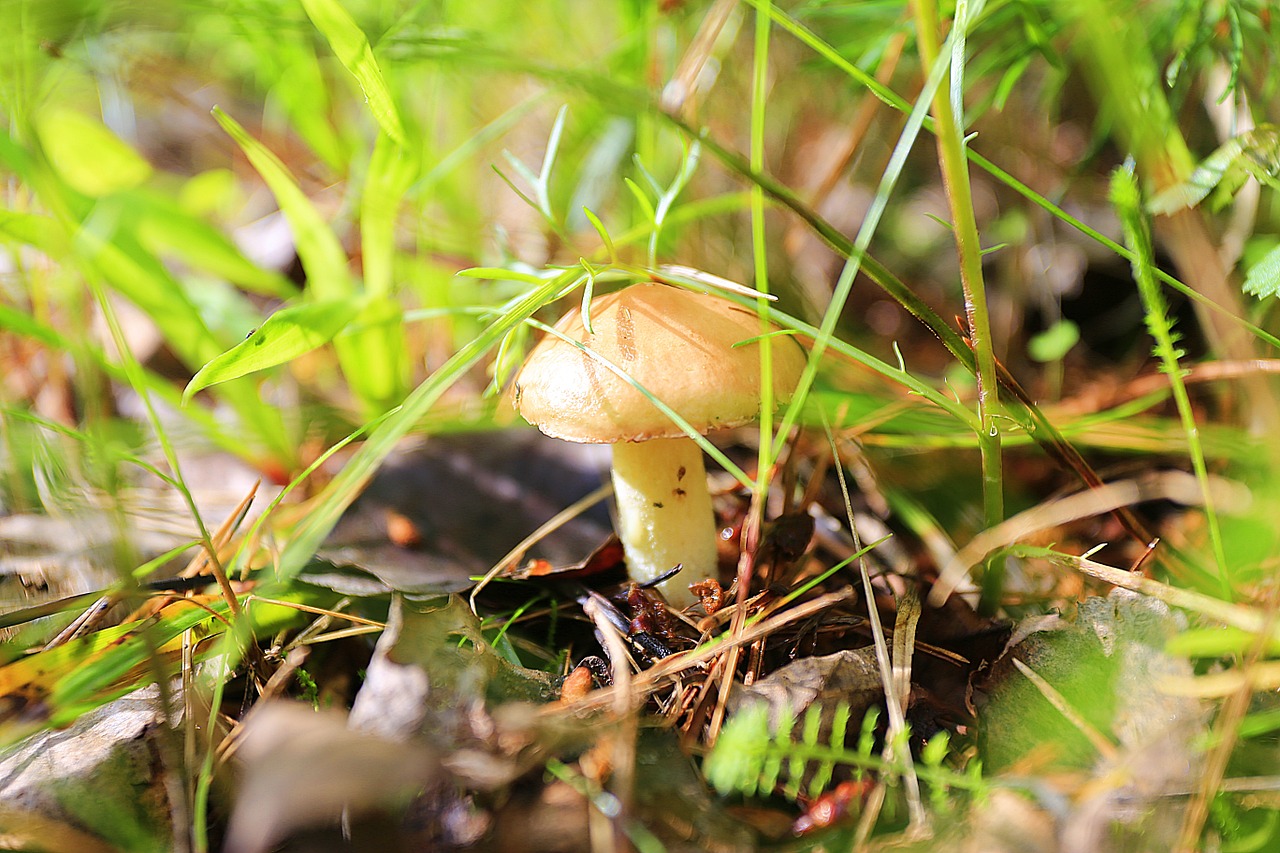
[581,207,616,264]
[273,273,573,585]
[34,108,152,197]
[212,108,352,301]
[457,267,553,285]
[0,303,65,348]
[184,298,359,402]
[72,220,294,464]
[1165,626,1273,658]
[1028,319,1080,362]
[178,168,240,217]
[1243,243,1280,300]
[339,294,407,408]
[132,191,296,297]
[0,209,61,253]
[361,131,419,297]
[300,0,406,146]
[1148,126,1280,215]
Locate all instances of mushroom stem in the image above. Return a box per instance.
[610,437,718,608]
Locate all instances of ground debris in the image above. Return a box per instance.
[731,647,884,737]
[223,701,442,853]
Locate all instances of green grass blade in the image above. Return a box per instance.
[33,107,151,197]
[183,298,361,402]
[132,190,296,298]
[341,294,408,408]
[300,0,406,146]
[361,131,419,297]
[0,208,62,253]
[212,107,352,301]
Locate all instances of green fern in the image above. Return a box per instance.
[1112,164,1230,594]
[1147,126,1280,216]
[704,702,983,807]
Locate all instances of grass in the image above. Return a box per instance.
[2,0,1280,850]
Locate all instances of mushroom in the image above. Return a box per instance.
[513,282,806,607]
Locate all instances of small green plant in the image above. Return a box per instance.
[704,702,983,819]
[295,667,320,709]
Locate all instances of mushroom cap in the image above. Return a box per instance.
[514,282,806,443]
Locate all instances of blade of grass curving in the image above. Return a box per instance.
[539,105,568,213]
[748,0,776,489]
[215,107,401,411]
[582,207,618,264]
[914,0,1004,611]
[457,267,559,286]
[623,176,657,223]
[183,297,362,401]
[577,262,596,334]
[760,21,962,461]
[300,0,406,146]
[213,108,351,300]
[1111,165,1230,597]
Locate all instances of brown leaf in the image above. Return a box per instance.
[224,701,441,853]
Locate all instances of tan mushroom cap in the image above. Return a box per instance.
[514,282,806,443]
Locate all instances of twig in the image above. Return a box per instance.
[582,594,637,852]
[930,471,1250,606]
[558,588,854,715]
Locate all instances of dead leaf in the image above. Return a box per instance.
[731,648,884,734]
[223,701,440,853]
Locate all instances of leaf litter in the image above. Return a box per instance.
[2,391,1255,853]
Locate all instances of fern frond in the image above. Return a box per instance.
[705,701,981,808]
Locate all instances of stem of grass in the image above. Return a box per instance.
[749,0,775,491]
[912,0,1005,612]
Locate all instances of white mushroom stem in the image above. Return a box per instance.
[609,437,718,608]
